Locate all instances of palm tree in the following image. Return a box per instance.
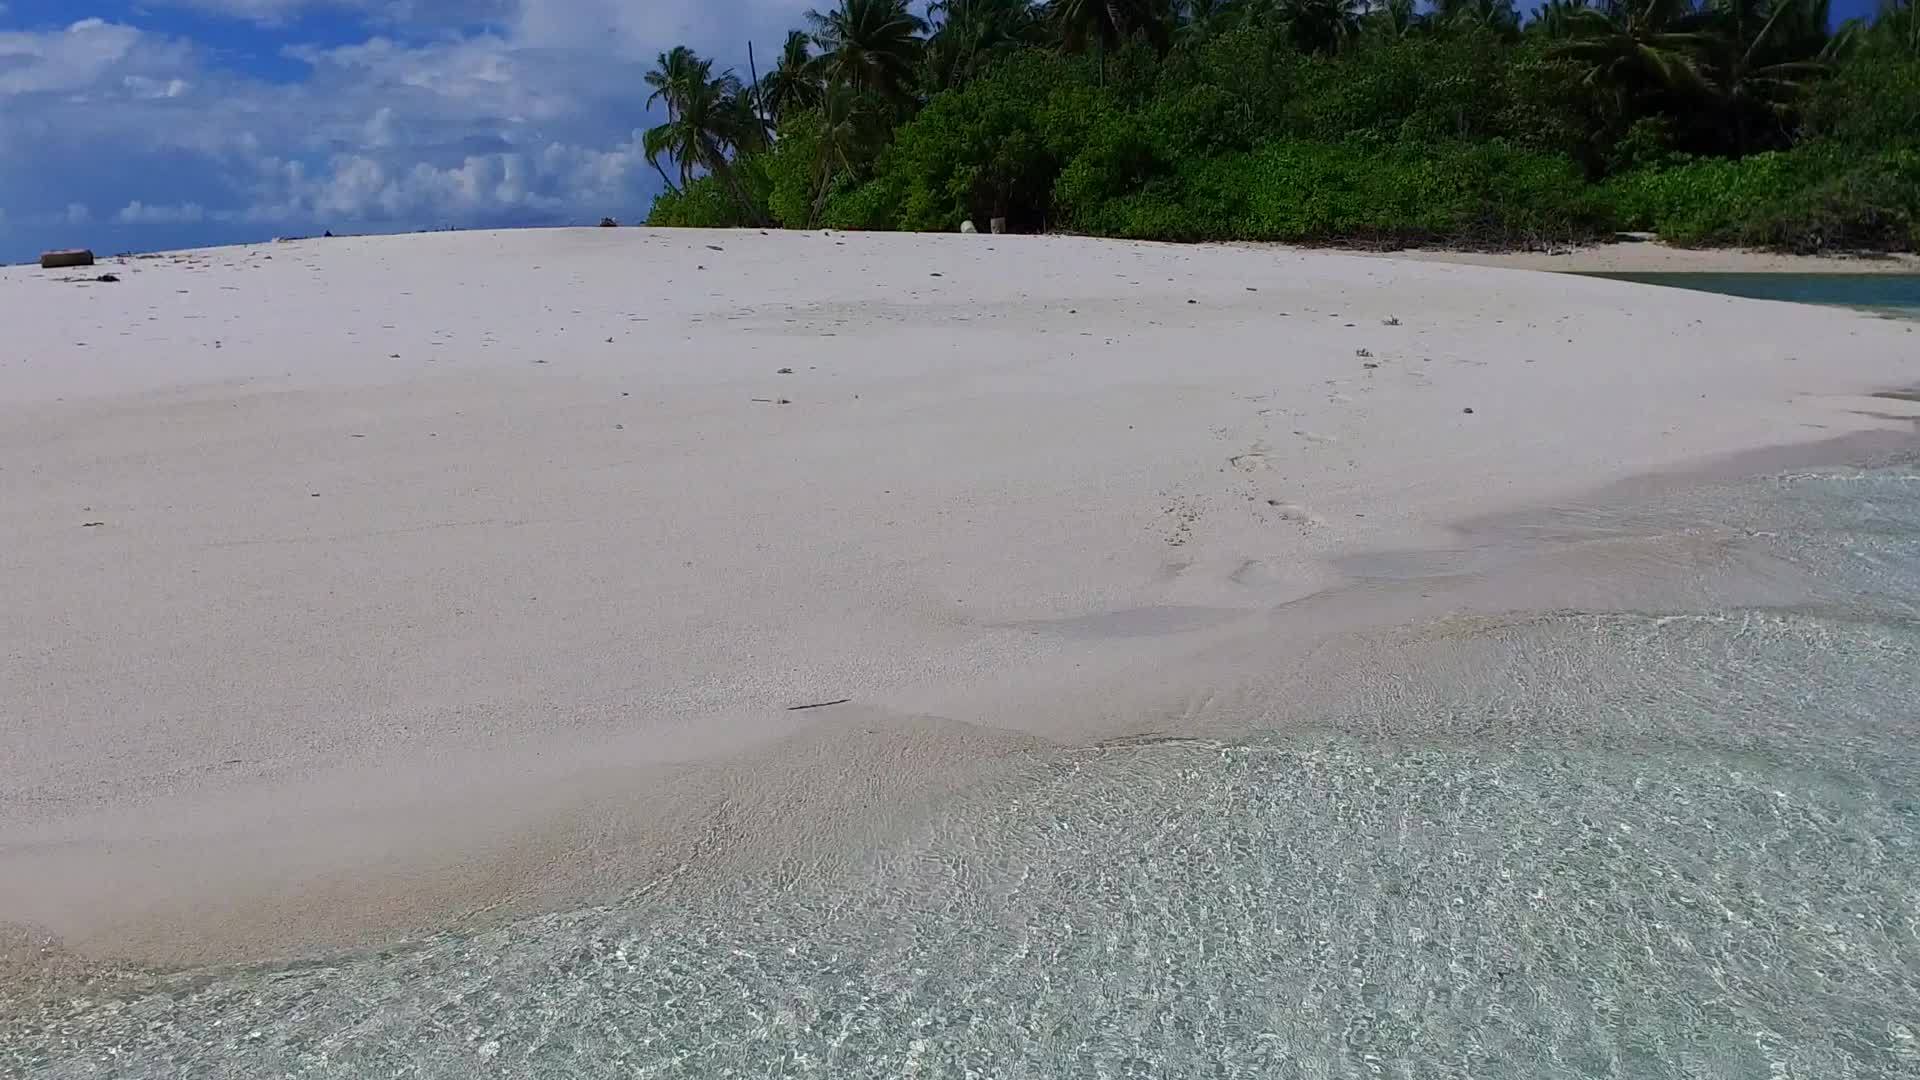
[927,0,1044,90]
[646,46,709,120]
[1049,0,1173,52]
[1553,0,1716,100]
[1363,0,1427,40]
[1434,0,1521,35]
[1698,0,1841,151]
[1049,0,1173,82]
[644,47,715,195]
[1175,0,1244,49]
[808,82,887,223]
[1530,0,1594,38]
[808,0,928,102]
[1755,0,1847,59]
[643,125,685,197]
[643,57,768,223]
[760,31,825,122]
[726,82,773,156]
[1884,0,1920,56]
[1824,0,1909,56]
[1266,0,1365,53]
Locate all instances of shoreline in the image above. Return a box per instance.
[3,227,1917,976]
[7,424,1914,1000]
[8,426,1915,1014]
[35,229,1920,278]
[16,442,1918,1076]
[1313,236,1920,275]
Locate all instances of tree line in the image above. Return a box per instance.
[644,0,1920,251]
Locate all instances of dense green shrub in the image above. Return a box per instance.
[1801,57,1920,152]
[646,175,754,228]
[646,150,783,229]
[1050,84,1246,221]
[819,174,904,229]
[1739,151,1920,252]
[1069,139,1606,245]
[646,11,1920,253]
[1486,46,1614,168]
[759,112,826,228]
[845,50,1110,231]
[1604,152,1804,242]
[1605,146,1920,250]
[787,38,1626,246]
[1158,25,1302,144]
[1185,34,1600,156]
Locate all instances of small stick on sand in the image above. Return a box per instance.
[786,698,851,712]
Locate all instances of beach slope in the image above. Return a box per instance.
[2,227,1915,969]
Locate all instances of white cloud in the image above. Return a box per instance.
[124,75,192,98]
[118,201,209,224]
[512,0,809,53]
[163,0,356,18]
[0,18,184,96]
[0,1,819,255]
[364,106,399,147]
[284,33,573,126]
[154,1,517,26]
[231,128,653,224]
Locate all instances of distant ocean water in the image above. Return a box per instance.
[1583,271,1920,320]
[9,453,1920,1079]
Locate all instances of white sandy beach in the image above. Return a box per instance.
[2,227,1916,972]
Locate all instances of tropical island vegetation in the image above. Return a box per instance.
[644,0,1920,251]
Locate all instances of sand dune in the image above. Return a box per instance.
[2,227,1915,970]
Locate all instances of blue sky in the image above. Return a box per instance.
[0,0,1891,262]
[0,0,819,261]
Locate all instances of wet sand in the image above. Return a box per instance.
[12,441,1920,1079]
[2,227,1917,973]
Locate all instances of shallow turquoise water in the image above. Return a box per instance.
[1584,272,1920,319]
[8,459,1920,1079]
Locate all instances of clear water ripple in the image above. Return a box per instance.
[8,460,1920,1079]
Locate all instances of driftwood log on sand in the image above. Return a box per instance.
[40,250,96,270]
